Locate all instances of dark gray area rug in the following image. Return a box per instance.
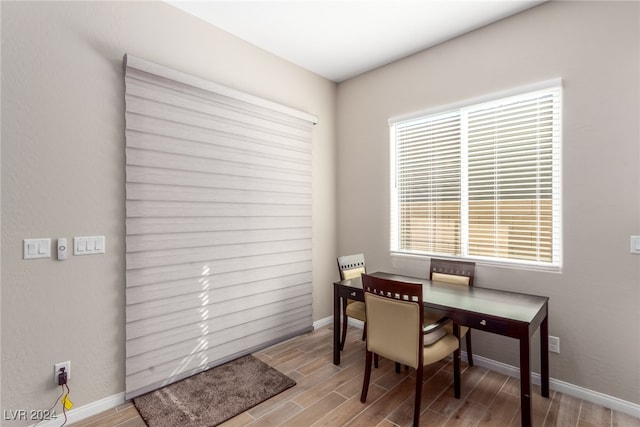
[133,354,296,427]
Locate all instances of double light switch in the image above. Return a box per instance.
[23,238,51,259]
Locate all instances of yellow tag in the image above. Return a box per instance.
[62,394,74,410]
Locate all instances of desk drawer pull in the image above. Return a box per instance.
[350,292,357,297]
[464,317,508,334]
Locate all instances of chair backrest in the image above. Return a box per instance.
[362,273,423,369]
[337,253,366,280]
[429,258,475,286]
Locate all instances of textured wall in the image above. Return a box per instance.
[1,1,336,423]
[337,1,640,404]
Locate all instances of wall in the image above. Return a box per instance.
[0,1,336,422]
[337,1,639,404]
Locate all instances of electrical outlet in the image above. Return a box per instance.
[54,361,71,385]
[549,336,560,354]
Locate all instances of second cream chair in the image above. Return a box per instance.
[427,258,476,365]
[336,253,367,350]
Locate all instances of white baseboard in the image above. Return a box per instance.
[312,315,334,329]
[469,353,640,419]
[29,392,125,427]
[316,314,640,419]
[313,315,363,330]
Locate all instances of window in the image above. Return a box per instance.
[390,82,561,269]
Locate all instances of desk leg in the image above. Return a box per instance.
[453,324,461,398]
[520,336,532,427]
[333,284,341,365]
[541,312,550,398]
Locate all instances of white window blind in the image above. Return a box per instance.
[391,83,561,269]
[123,54,317,399]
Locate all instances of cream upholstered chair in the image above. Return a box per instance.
[360,273,461,427]
[337,254,367,350]
[427,258,476,366]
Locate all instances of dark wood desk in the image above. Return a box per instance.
[333,271,549,427]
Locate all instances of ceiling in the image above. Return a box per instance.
[166,1,545,83]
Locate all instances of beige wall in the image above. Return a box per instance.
[0,1,337,421]
[337,1,639,404]
[2,0,639,421]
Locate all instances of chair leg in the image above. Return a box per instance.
[374,353,379,368]
[453,346,461,399]
[392,362,409,373]
[413,364,423,427]
[362,322,366,341]
[360,350,373,402]
[466,331,474,366]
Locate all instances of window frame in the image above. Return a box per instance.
[389,80,562,271]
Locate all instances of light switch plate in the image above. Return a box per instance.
[23,238,51,259]
[631,236,640,254]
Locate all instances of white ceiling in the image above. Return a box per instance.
[167,1,545,82]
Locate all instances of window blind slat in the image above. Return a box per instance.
[126,216,311,235]
[126,130,312,164]
[126,183,311,206]
[126,148,311,183]
[126,262,311,305]
[126,280,311,324]
[126,250,312,288]
[126,166,310,195]
[127,304,312,359]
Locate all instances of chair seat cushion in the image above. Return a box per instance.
[423,334,459,365]
[444,323,469,337]
[424,311,469,337]
[423,328,447,346]
[345,300,366,321]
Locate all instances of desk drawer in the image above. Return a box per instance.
[458,314,509,335]
[342,288,364,301]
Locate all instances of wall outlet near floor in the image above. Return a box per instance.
[549,336,560,353]
[54,361,71,385]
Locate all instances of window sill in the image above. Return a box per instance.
[390,251,562,274]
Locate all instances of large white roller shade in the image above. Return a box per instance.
[123,54,317,399]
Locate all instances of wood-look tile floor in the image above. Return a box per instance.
[72,326,640,427]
